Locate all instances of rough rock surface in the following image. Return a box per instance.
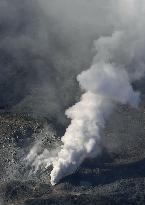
[0,97,145,205]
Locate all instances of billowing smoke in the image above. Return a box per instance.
[1,0,145,185]
[50,31,141,185]
[0,0,133,124]
[49,1,145,184]
[0,0,95,124]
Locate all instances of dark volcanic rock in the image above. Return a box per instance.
[1,102,145,205]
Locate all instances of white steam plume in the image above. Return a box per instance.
[50,30,140,185]
[23,0,145,185]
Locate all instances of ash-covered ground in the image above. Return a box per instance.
[0,92,145,205]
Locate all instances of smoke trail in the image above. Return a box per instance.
[19,0,145,185]
[50,31,140,185]
[25,124,61,174]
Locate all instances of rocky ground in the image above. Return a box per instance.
[0,98,145,205]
